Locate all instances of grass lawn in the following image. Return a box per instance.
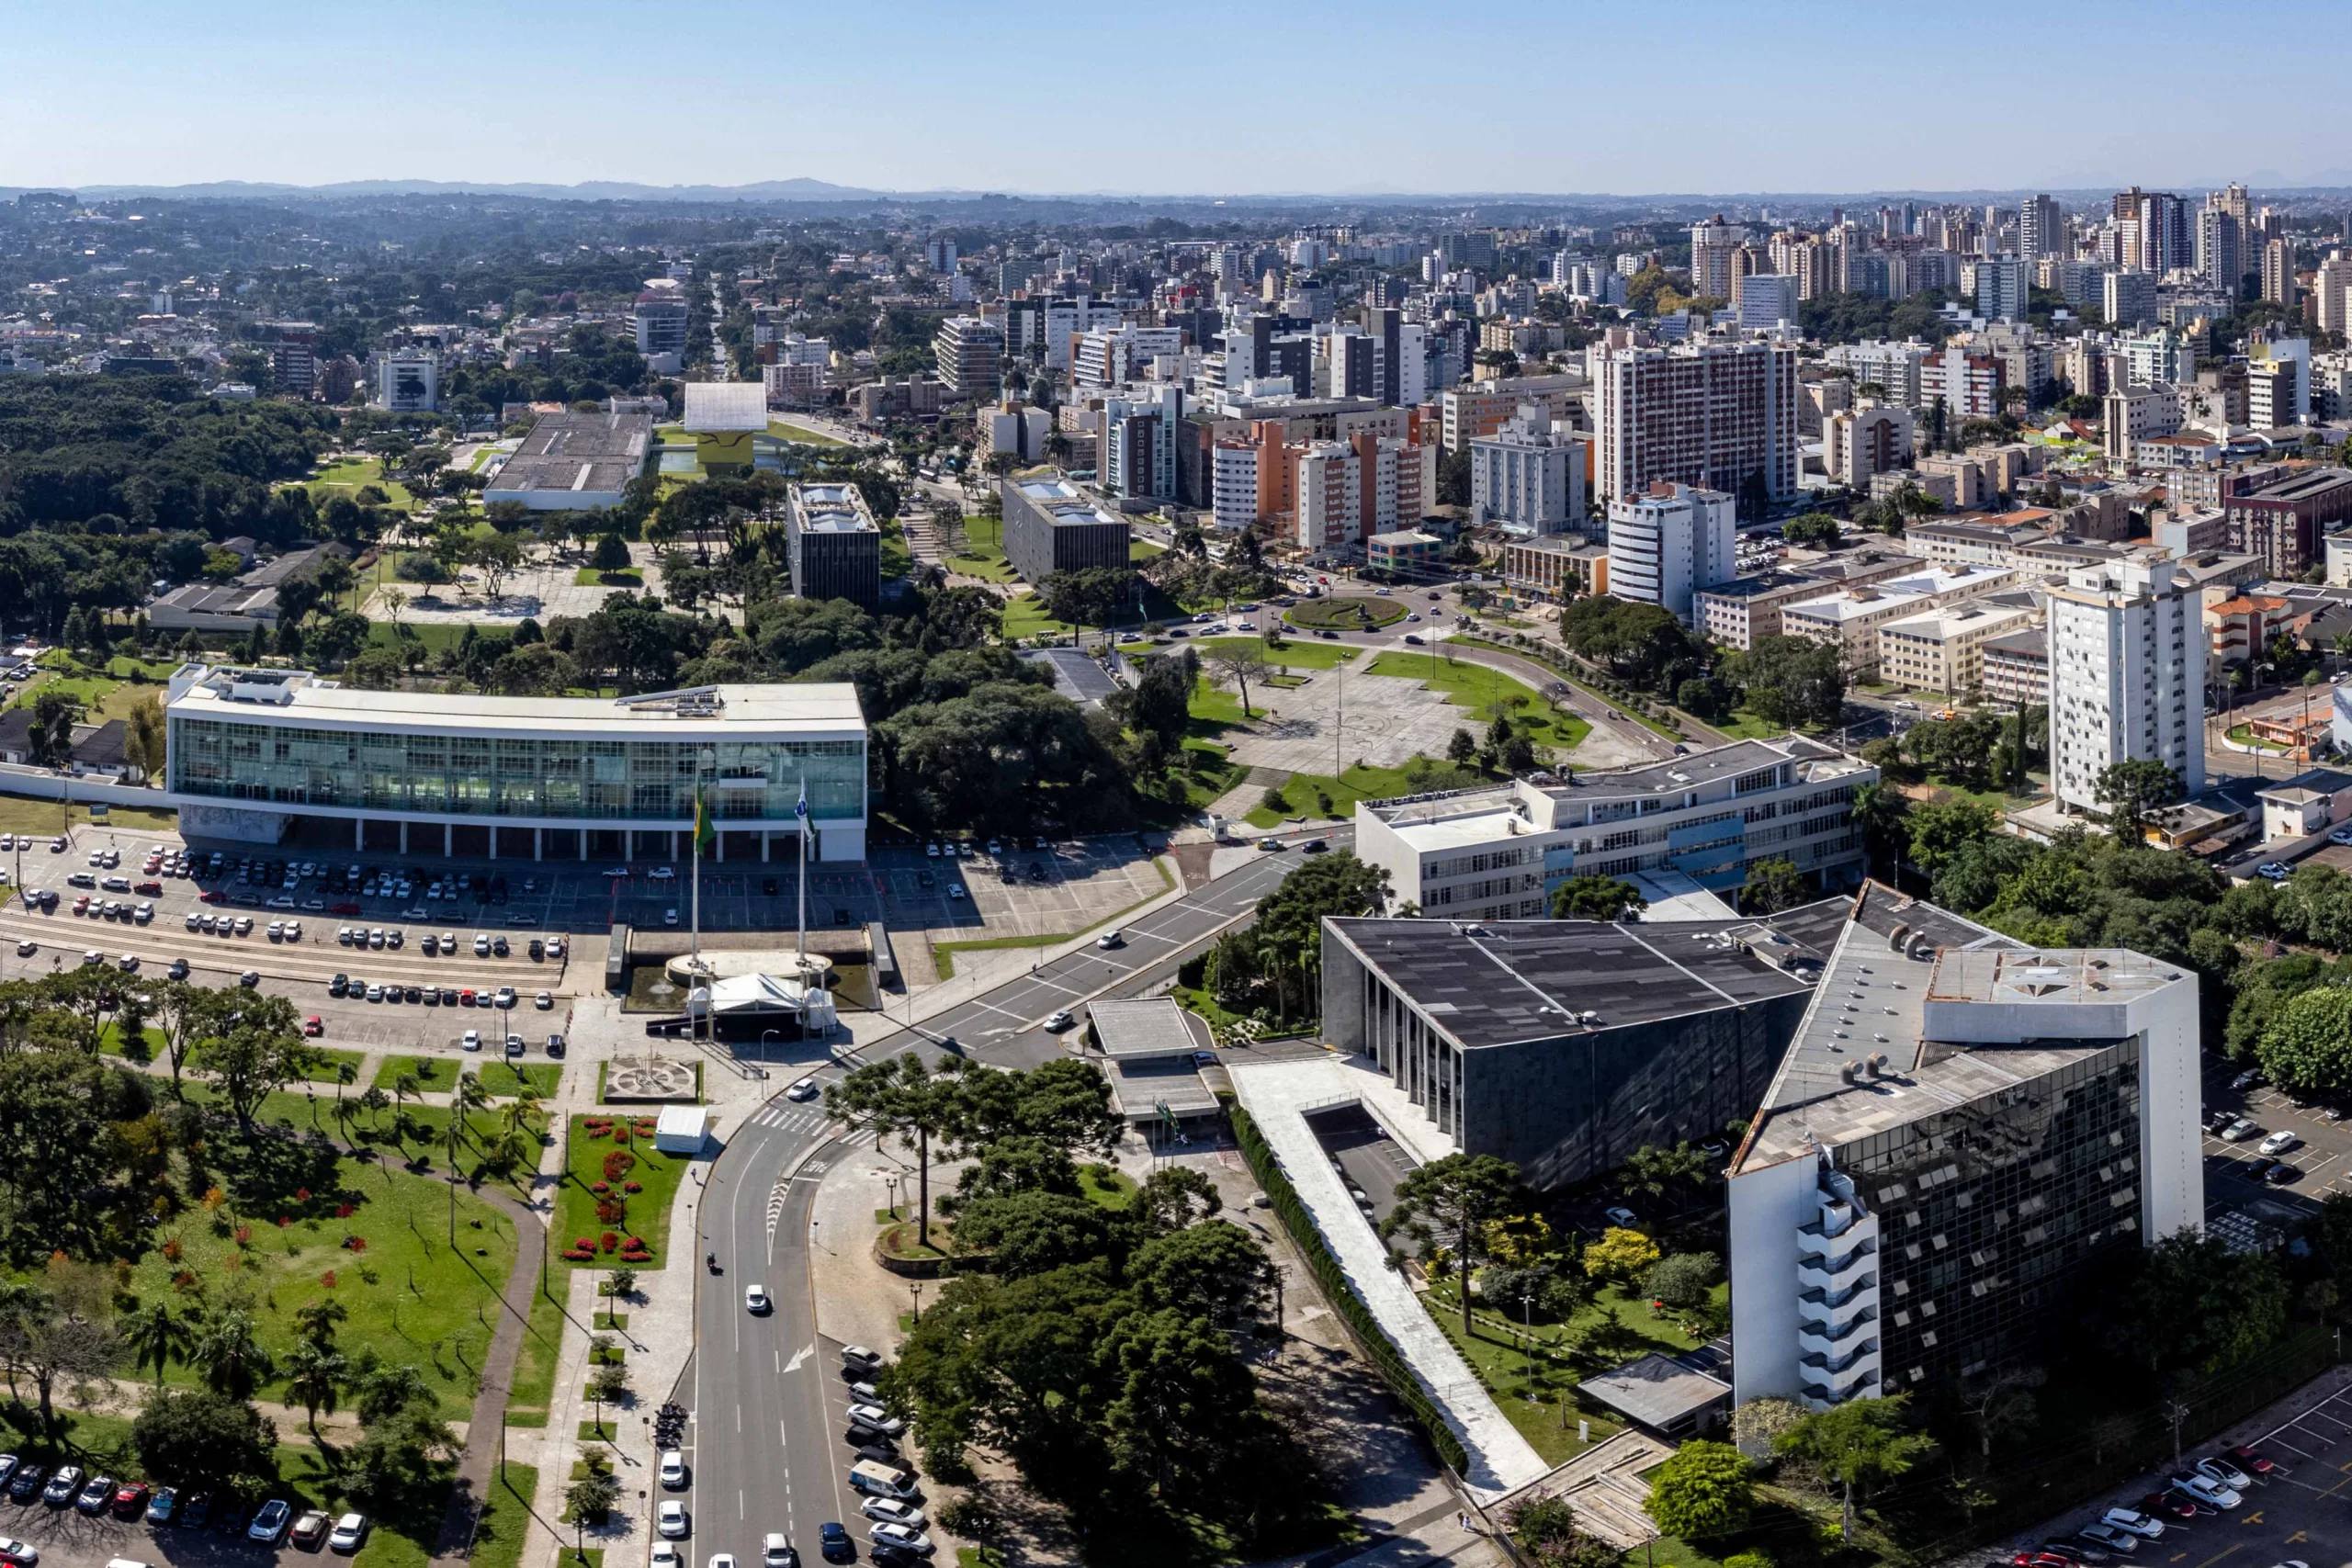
[477,1062,562,1098]
[302,456,415,511]
[366,621,471,656]
[1238,762,1433,829]
[1286,595,1406,632]
[1362,651,1591,750]
[1193,637,1360,671]
[0,797,176,835]
[1714,708,1792,741]
[573,568,643,587]
[1130,538,1165,561]
[111,1120,524,1420]
[767,420,844,446]
[1419,1280,1722,1467]
[552,1115,692,1268]
[1445,636,1687,741]
[467,1463,540,1568]
[1001,592,1074,642]
[376,1054,462,1093]
[504,1277,566,1429]
[304,1046,369,1084]
[1188,675,1261,728]
[946,513,1021,583]
[1080,1163,1136,1211]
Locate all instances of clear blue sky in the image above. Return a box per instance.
[6,0,2347,196]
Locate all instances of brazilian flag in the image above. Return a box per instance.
[693,787,716,858]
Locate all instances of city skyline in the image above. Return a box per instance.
[10,0,2352,197]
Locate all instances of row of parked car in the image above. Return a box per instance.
[0,1453,368,1554]
[2012,1449,2276,1568]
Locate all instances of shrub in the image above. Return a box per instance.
[590,1181,611,1194]
[603,1150,637,1181]
[599,1231,618,1254]
[319,1270,337,1291]
[623,1180,642,1193]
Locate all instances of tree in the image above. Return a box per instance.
[189,1308,277,1401]
[1549,874,1646,921]
[1621,1142,1709,1203]
[2115,1230,2289,1374]
[1038,567,1136,629]
[590,533,631,573]
[1782,513,1842,549]
[1724,636,1845,730]
[588,1359,630,1428]
[26,690,83,770]
[1740,855,1809,914]
[1204,643,1270,720]
[121,1299,194,1387]
[954,1190,1123,1279]
[1644,1252,1722,1309]
[345,1404,458,1511]
[190,1000,320,1134]
[123,692,167,780]
[1446,728,1477,764]
[1382,1154,1531,1336]
[282,1340,347,1438]
[292,1296,347,1353]
[827,1055,966,1248]
[1731,1395,1806,1454]
[2256,984,2352,1100]
[565,1466,622,1528]
[0,1278,119,1432]
[1582,1226,1660,1285]
[1642,1440,1754,1539]
[2095,758,2186,840]
[1905,798,2001,875]
[1507,1492,1625,1568]
[1773,1394,1937,1538]
[130,1386,277,1497]
[1112,649,1196,768]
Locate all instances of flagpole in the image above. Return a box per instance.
[796,777,808,969]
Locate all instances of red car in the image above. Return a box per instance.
[2225,1446,2276,1475]
[110,1482,148,1518]
[2011,1555,2074,1568]
[198,889,226,904]
[133,882,162,897]
[2140,1491,2200,1518]
[303,1017,323,1037]
[331,902,360,916]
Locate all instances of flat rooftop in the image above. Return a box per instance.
[1781,566,2010,624]
[164,666,865,739]
[489,410,652,496]
[1325,898,1848,1051]
[790,482,877,534]
[1578,1351,1731,1432]
[683,381,768,432]
[1087,996,1202,1059]
[1733,884,2188,1171]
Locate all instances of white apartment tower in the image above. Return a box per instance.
[1591,340,1798,504]
[1607,482,1737,620]
[2047,556,2205,816]
[1470,406,1586,536]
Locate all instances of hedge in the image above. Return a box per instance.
[1231,1104,1468,1475]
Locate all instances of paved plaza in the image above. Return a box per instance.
[1223,668,1475,773]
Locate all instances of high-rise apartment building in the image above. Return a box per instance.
[1736,273,1800,328]
[933,316,1004,399]
[2198,200,2243,295]
[2046,556,2205,816]
[1975,257,2026,322]
[2018,194,2063,260]
[633,294,689,360]
[2102,269,2158,329]
[1690,215,1744,299]
[1590,341,1798,504]
[1606,481,1737,619]
[922,237,956,274]
[2264,238,2299,309]
[261,321,319,398]
[2316,252,2352,336]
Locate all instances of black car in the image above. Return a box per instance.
[441,988,458,1007]
[492,936,510,956]
[180,1493,213,1530]
[1299,839,1329,853]
[846,1438,900,1467]
[528,939,544,961]
[6,1469,40,1503]
[329,975,349,997]
[403,986,422,1003]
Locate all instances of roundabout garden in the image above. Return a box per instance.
[1283,594,1408,632]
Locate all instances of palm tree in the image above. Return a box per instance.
[190,1309,276,1401]
[121,1301,194,1388]
[292,1297,347,1354]
[282,1341,346,1438]
[391,1071,421,1111]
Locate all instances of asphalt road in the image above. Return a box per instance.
[675,822,1349,1564]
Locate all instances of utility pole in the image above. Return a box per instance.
[2164,1397,2190,1463]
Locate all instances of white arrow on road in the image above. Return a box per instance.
[782,1343,815,1376]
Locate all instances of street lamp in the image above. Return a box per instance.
[909,1280,924,1324]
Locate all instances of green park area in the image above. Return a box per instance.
[551,1114,693,1268]
[1362,651,1590,750]
[945,512,1020,582]
[767,419,843,446]
[1285,594,1406,632]
[301,455,415,511]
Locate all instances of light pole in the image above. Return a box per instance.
[909,1280,924,1324]
[693,744,716,1066]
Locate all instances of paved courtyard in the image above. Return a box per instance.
[370,542,673,626]
[1224,669,1476,773]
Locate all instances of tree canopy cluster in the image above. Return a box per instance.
[1202,852,1391,1022]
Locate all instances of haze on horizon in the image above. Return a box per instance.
[6,0,2348,199]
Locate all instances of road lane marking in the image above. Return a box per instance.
[784,1344,813,1376]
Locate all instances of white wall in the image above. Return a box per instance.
[1728,1149,1820,1408]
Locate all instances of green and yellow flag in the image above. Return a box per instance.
[693,787,716,857]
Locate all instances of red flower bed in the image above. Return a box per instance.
[561,1248,594,1261]
[590,1181,611,1194]
[623,1180,642,1193]
[603,1150,637,1181]
[599,1231,618,1253]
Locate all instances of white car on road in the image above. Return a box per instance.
[658,1501,690,1538]
[744,1283,771,1314]
[659,1451,687,1489]
[861,1498,924,1529]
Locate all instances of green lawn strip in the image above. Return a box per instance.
[465,1463,540,1568]
[99,1021,167,1060]
[302,1046,369,1084]
[375,1053,462,1093]
[1714,709,1792,741]
[1130,538,1165,560]
[1191,636,1360,671]
[577,1416,626,1445]
[931,858,1175,979]
[476,1062,562,1098]
[302,457,415,511]
[1000,592,1069,640]
[504,1278,566,1429]
[1080,1164,1136,1211]
[1444,635,1685,740]
[551,1114,691,1266]
[1187,675,1260,728]
[1284,595,1406,631]
[111,1107,523,1420]
[1238,761,1436,829]
[1361,651,1590,750]
[0,797,174,834]
[573,569,643,587]
[366,621,470,655]
[766,420,844,446]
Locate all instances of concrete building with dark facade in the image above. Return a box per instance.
[2222,467,2352,578]
[1001,472,1133,586]
[785,482,883,611]
[1319,899,1849,1189]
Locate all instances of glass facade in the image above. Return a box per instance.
[169,716,865,825]
[1838,1042,2143,1388]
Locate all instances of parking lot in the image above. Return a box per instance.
[0,1466,364,1568]
[2199,1056,2351,1250]
[2021,1381,2352,1568]
[866,838,1170,942]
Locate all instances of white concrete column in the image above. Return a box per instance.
[578,830,588,863]
[400,822,409,853]
[355,818,364,851]
[444,823,453,856]
[716,830,725,863]
[762,831,771,863]
[669,830,679,860]
[535,829,543,862]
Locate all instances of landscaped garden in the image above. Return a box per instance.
[1283,594,1408,632]
[551,1115,691,1268]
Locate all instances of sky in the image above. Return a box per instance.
[6,0,2351,197]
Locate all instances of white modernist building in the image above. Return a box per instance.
[1470,406,1586,536]
[1606,481,1736,619]
[1351,736,1877,919]
[2046,556,2205,816]
[163,665,868,862]
[1727,886,2201,1411]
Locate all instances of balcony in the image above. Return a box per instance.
[1799,1308,1878,1359]
[1798,1346,1883,1405]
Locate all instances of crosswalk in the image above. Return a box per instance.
[747,1104,830,1134]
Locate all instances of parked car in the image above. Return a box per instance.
[2197,1457,2254,1491]
[2170,1473,2239,1508]
[327,1513,368,1553]
[5,1469,40,1504]
[249,1499,294,1541]
[847,1403,904,1437]
[41,1467,81,1506]
[2224,1446,2278,1475]
[868,1523,933,1557]
[109,1483,148,1520]
[2258,1130,2300,1156]
[2100,1508,2165,1539]
[143,1488,176,1527]
[658,1501,689,1539]
[661,1452,688,1489]
[861,1499,925,1529]
[2257,863,2292,881]
[2220,1117,2261,1143]
[0,1540,35,1567]
[2077,1525,2139,1555]
[289,1510,332,1550]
